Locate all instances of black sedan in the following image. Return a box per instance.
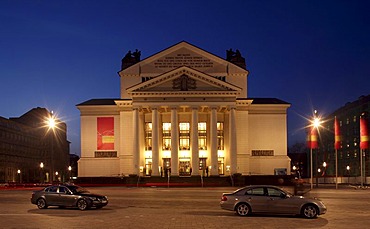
[31,184,108,210]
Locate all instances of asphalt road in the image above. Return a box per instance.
[0,186,369,228]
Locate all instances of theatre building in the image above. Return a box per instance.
[77,41,291,179]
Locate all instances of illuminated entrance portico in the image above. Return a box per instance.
[77,41,291,179]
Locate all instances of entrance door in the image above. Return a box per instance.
[218,157,224,175]
[145,158,152,176]
[162,158,171,177]
[179,157,191,176]
[199,158,207,177]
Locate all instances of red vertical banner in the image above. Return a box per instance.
[97,117,114,150]
[307,126,318,149]
[360,116,369,150]
[334,116,341,150]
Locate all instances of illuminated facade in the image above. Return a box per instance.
[77,41,291,178]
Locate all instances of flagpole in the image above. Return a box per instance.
[310,148,313,190]
[335,149,338,189]
[360,149,363,187]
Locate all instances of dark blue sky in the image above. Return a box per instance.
[1,0,369,155]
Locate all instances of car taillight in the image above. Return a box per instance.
[221,195,228,201]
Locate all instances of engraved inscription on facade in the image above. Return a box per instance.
[95,151,117,158]
[251,150,274,156]
[154,54,214,69]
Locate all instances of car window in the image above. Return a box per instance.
[267,188,283,197]
[67,185,89,194]
[45,186,57,193]
[246,187,265,196]
[58,186,67,193]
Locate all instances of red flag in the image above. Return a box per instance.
[360,116,369,150]
[334,116,341,150]
[307,126,318,149]
[97,117,114,150]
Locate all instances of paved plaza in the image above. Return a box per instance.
[0,185,369,228]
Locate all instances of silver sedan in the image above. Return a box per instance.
[220,185,326,219]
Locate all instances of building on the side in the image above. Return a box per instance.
[0,107,70,183]
[319,95,370,180]
[77,41,291,180]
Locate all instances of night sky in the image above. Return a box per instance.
[1,0,369,155]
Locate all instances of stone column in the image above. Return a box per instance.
[210,106,218,176]
[229,106,237,174]
[133,108,140,175]
[171,107,179,176]
[151,107,159,176]
[191,107,199,175]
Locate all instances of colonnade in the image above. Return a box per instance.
[132,106,237,176]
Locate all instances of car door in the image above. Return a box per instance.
[44,186,59,205]
[244,187,270,213]
[266,187,296,214]
[57,186,77,207]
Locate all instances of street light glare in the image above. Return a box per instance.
[48,117,56,129]
[313,117,321,128]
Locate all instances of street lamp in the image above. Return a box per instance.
[47,112,56,183]
[40,162,44,183]
[323,162,327,184]
[310,110,321,189]
[17,169,21,183]
[55,171,59,183]
[68,166,72,183]
[346,165,350,184]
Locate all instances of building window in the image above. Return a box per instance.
[145,122,152,150]
[179,122,190,150]
[217,122,224,150]
[353,116,357,122]
[162,123,171,150]
[198,122,207,150]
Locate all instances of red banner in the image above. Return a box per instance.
[307,126,318,149]
[334,116,341,150]
[97,117,114,150]
[360,116,369,150]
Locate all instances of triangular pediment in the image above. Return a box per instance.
[127,66,241,95]
[119,41,248,76]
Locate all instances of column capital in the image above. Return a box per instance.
[228,106,237,110]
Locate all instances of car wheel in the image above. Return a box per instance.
[77,199,89,211]
[235,203,251,216]
[36,198,47,209]
[301,204,318,219]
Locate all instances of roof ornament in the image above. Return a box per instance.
[121,49,141,70]
[226,48,246,69]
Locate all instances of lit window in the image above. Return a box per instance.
[353,116,357,122]
[162,123,171,150]
[179,123,190,150]
[198,122,207,150]
[217,122,224,150]
[145,123,152,150]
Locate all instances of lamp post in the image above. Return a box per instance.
[40,162,44,183]
[323,162,327,184]
[47,112,56,183]
[346,165,350,184]
[310,110,321,189]
[68,166,72,183]
[55,171,58,183]
[17,169,21,183]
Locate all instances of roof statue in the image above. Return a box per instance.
[121,49,141,70]
[226,48,246,69]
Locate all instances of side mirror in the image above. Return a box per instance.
[280,193,287,199]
